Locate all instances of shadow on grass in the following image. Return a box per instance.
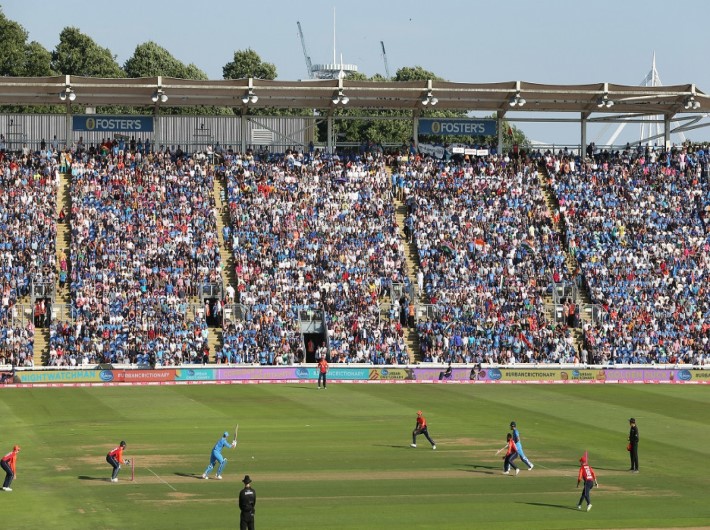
[521,502,580,511]
[174,472,204,479]
[459,464,497,475]
[373,444,420,450]
[78,476,108,481]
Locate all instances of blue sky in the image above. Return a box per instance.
[4,0,710,145]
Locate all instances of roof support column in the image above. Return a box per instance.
[153,104,160,152]
[64,103,72,150]
[327,112,334,154]
[663,114,671,149]
[496,111,504,155]
[412,109,420,150]
[241,112,248,153]
[581,113,589,160]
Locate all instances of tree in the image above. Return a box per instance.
[222,48,277,80]
[51,27,124,77]
[0,8,28,77]
[24,41,54,77]
[124,41,208,80]
[394,66,442,82]
[319,67,450,147]
[0,8,53,77]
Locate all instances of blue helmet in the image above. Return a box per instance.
[223,431,229,438]
[510,421,516,428]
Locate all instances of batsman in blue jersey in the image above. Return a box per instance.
[510,421,534,470]
[202,431,237,480]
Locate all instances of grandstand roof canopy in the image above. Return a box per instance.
[0,75,707,116]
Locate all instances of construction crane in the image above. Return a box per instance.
[380,41,391,79]
[297,21,314,79]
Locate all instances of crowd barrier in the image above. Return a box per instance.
[1,365,709,387]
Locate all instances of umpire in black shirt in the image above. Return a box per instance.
[628,418,639,472]
[239,475,257,530]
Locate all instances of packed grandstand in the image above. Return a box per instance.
[0,136,708,368]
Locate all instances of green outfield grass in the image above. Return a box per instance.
[1,383,709,529]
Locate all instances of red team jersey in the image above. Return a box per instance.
[2,450,17,474]
[108,445,125,464]
[416,415,427,430]
[505,438,517,457]
[318,359,328,374]
[578,463,596,482]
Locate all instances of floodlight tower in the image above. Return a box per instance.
[310,8,358,79]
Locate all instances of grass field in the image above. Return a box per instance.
[1,383,709,529]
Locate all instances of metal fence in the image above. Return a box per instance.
[223,303,248,324]
[49,303,73,323]
[1,113,313,154]
[582,304,608,325]
[198,282,224,300]
[551,281,577,304]
[31,281,56,302]
[417,304,440,323]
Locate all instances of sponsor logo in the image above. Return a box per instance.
[486,368,502,380]
[677,370,692,381]
[99,370,114,382]
[429,120,490,135]
[295,368,310,379]
[370,368,414,380]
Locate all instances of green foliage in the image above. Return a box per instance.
[222,48,277,80]
[394,65,443,82]
[0,9,52,77]
[0,8,28,76]
[24,41,54,76]
[51,26,124,77]
[124,41,208,80]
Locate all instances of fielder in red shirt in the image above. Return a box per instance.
[576,455,598,511]
[317,356,329,389]
[1,445,20,491]
[411,410,436,449]
[497,433,519,475]
[106,441,130,483]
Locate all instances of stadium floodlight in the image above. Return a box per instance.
[422,91,438,106]
[59,88,76,102]
[509,93,525,107]
[242,89,258,104]
[152,90,168,103]
[597,95,613,108]
[332,89,349,105]
[684,96,700,110]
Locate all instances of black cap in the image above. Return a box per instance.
[120,441,126,447]
[629,418,635,423]
[510,421,516,427]
[242,475,252,484]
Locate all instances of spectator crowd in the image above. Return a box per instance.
[1,134,708,368]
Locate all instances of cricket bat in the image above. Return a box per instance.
[234,424,239,444]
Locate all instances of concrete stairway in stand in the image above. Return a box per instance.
[35,172,72,365]
[389,166,422,362]
[208,173,237,361]
[535,163,593,351]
